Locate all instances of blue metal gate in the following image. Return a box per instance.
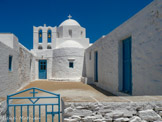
[7,87,60,122]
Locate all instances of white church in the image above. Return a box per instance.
[0,0,162,96]
[31,15,90,81]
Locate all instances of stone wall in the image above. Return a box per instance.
[63,101,162,122]
[84,0,162,95]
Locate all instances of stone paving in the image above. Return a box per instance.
[15,80,162,102]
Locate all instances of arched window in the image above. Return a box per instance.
[47,45,52,49]
[39,29,42,43]
[38,45,43,50]
[47,29,52,43]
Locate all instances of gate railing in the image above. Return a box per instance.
[7,87,60,122]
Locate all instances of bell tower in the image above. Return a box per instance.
[33,24,57,50]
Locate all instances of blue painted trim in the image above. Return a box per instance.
[39,105,41,122]
[20,106,22,122]
[9,103,59,106]
[39,60,47,79]
[27,105,29,122]
[94,51,98,82]
[122,37,132,95]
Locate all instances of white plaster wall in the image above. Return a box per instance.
[18,44,35,85]
[85,0,162,95]
[33,21,89,50]
[0,34,35,97]
[31,49,53,80]
[57,26,85,38]
[0,42,19,97]
[52,48,85,81]
[56,38,89,49]
[0,33,19,51]
[32,48,85,81]
[33,25,57,49]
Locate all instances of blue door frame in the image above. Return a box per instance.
[7,87,61,122]
[39,60,47,79]
[122,37,132,94]
[94,51,98,82]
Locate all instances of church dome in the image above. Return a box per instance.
[59,19,80,27]
[59,14,81,27]
[57,40,83,48]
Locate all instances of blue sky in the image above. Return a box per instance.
[0,0,153,49]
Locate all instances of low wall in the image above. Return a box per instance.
[63,101,162,122]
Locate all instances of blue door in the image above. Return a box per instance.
[94,51,98,82]
[39,60,47,79]
[123,37,132,94]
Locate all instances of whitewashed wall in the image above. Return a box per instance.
[31,49,53,80]
[52,48,84,81]
[85,0,162,95]
[0,41,19,97]
[0,34,35,97]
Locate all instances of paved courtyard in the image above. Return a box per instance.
[14,80,162,102]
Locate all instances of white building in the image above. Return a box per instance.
[0,33,35,97]
[31,15,90,81]
[84,0,162,95]
[0,0,161,97]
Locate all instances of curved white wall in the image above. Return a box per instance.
[52,48,84,81]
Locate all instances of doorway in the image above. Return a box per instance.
[39,60,47,79]
[94,51,98,82]
[122,37,132,94]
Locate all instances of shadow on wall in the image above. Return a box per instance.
[82,53,86,77]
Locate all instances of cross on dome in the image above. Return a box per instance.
[68,14,72,19]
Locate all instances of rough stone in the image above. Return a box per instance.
[129,116,142,122]
[105,111,124,119]
[159,111,162,116]
[65,109,93,117]
[93,118,106,122]
[64,107,73,113]
[83,116,97,122]
[138,109,162,121]
[71,115,81,120]
[123,110,137,117]
[63,102,162,122]
[98,109,112,115]
[155,107,162,112]
[114,117,129,122]
[64,118,78,122]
